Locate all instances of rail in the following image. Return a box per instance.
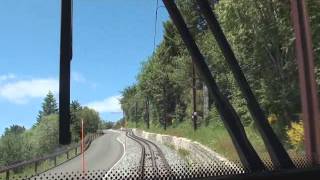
[126,130,146,178]
[0,132,102,180]
[125,130,171,179]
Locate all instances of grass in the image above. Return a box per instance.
[127,120,270,161]
[0,147,81,180]
[164,142,176,150]
[177,148,191,164]
[178,148,190,158]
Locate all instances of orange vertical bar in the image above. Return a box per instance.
[81,119,85,173]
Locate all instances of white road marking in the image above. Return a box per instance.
[104,130,126,180]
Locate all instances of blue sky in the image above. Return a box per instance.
[0,0,169,134]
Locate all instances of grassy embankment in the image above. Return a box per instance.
[127,120,293,162]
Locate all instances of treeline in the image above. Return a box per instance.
[120,0,320,140]
[0,92,106,166]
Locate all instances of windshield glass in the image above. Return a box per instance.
[0,0,319,180]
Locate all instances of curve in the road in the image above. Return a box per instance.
[40,130,124,174]
[104,130,127,177]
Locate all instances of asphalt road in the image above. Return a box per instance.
[44,130,124,173]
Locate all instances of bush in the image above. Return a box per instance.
[267,114,278,125]
[33,115,59,155]
[286,121,304,151]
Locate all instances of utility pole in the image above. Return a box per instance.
[59,0,72,145]
[135,101,138,128]
[163,86,167,130]
[192,63,197,130]
[145,98,150,129]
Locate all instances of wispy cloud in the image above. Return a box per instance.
[71,71,97,89]
[72,71,86,83]
[0,78,58,104]
[0,73,16,82]
[86,95,122,114]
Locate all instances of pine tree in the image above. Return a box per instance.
[4,125,25,136]
[36,91,58,124]
[70,100,81,113]
[70,100,82,142]
[70,100,82,124]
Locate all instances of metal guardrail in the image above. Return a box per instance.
[0,133,102,180]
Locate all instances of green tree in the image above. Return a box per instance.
[3,125,25,136]
[208,0,302,135]
[120,0,320,135]
[99,121,114,129]
[71,107,101,141]
[36,91,58,125]
[33,114,59,155]
[113,118,125,129]
[0,125,27,165]
[70,100,83,141]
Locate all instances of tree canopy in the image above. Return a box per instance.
[120,0,320,139]
[36,91,58,125]
[0,92,103,166]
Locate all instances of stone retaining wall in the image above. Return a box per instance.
[132,129,235,166]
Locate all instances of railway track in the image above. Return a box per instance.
[126,130,171,179]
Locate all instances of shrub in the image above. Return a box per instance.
[286,121,304,151]
[267,114,278,125]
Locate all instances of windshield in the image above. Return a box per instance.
[1,0,320,180]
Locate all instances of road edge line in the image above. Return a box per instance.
[104,130,126,180]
